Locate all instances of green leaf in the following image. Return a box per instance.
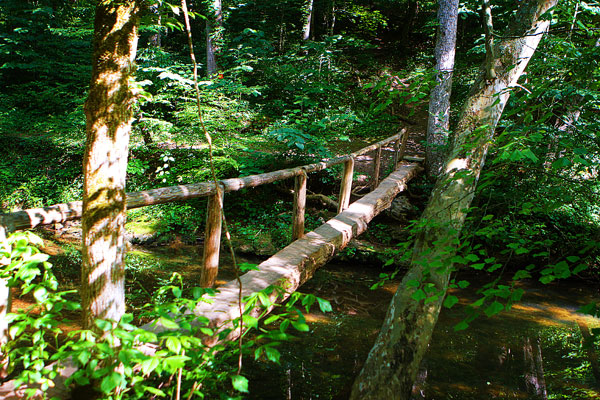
[443,295,459,309]
[243,315,258,329]
[484,301,504,317]
[573,264,588,274]
[164,355,190,371]
[457,280,470,289]
[165,337,181,354]
[141,357,160,375]
[95,319,113,332]
[231,375,249,393]
[465,254,479,262]
[551,157,571,169]
[265,346,281,363]
[291,321,310,332]
[454,321,469,331]
[143,385,166,397]
[406,279,420,288]
[264,315,279,325]
[100,372,122,394]
[258,292,272,307]
[411,289,426,301]
[317,297,332,313]
[158,317,179,330]
[77,350,91,366]
[512,270,531,280]
[522,148,539,162]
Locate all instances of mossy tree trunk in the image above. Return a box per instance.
[81,0,140,329]
[350,0,558,398]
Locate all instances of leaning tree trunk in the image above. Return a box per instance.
[82,1,140,330]
[350,0,558,398]
[205,0,222,76]
[425,0,459,178]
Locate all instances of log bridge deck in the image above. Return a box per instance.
[179,161,421,345]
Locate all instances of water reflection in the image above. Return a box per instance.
[245,266,600,400]
[414,279,600,400]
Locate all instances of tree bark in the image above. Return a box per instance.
[425,0,458,178]
[81,1,140,329]
[483,0,497,80]
[302,0,314,40]
[206,0,222,76]
[350,1,558,398]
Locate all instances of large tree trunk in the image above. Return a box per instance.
[425,0,459,178]
[81,1,140,329]
[350,0,558,398]
[206,0,222,76]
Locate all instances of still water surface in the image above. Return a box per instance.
[244,264,600,400]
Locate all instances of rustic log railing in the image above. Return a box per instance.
[0,129,409,288]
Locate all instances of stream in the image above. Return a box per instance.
[241,263,600,400]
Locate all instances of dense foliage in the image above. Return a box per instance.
[0,0,599,397]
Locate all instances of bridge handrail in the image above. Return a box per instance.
[0,130,408,234]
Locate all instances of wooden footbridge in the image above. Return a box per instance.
[0,131,422,397]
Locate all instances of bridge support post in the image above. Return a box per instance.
[372,145,382,190]
[201,184,224,288]
[338,158,354,213]
[292,170,307,241]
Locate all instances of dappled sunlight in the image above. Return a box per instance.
[304,313,333,324]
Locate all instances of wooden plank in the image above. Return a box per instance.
[200,186,224,288]
[292,171,307,241]
[144,162,422,345]
[372,145,382,190]
[337,158,354,213]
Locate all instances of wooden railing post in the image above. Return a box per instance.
[393,131,401,167]
[338,158,354,213]
[292,170,307,241]
[398,129,409,161]
[372,145,382,190]
[201,184,224,288]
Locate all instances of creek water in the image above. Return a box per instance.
[241,263,600,400]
